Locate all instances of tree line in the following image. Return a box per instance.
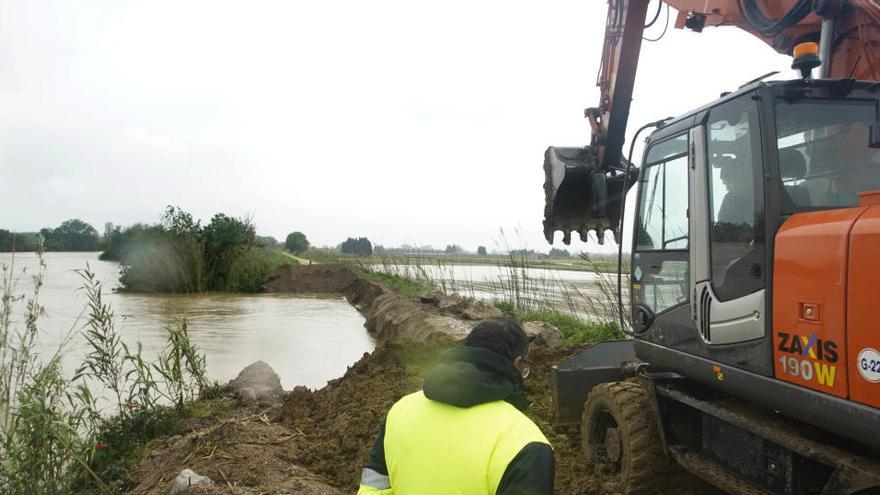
[0,219,102,252]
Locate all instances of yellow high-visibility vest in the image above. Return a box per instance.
[358,390,550,494]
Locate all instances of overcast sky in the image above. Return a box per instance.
[0,0,793,253]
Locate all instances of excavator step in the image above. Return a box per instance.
[669,446,774,495]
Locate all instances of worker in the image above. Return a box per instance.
[357,316,554,494]
[717,157,755,227]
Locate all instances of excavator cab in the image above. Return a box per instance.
[551,79,880,493]
[543,1,880,492]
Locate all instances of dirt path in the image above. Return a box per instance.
[281,252,313,265]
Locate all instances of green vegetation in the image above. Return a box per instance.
[359,269,433,299]
[493,302,622,344]
[360,246,631,341]
[1,219,102,253]
[0,251,214,493]
[256,235,281,248]
[549,248,571,258]
[102,206,292,293]
[340,237,373,256]
[477,246,487,255]
[225,248,291,292]
[42,219,100,251]
[285,231,309,254]
[444,244,464,254]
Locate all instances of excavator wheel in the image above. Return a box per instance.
[581,380,668,494]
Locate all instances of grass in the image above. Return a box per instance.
[224,247,293,293]
[361,247,629,327]
[304,248,626,273]
[358,270,433,299]
[83,394,231,493]
[351,236,632,344]
[493,302,623,344]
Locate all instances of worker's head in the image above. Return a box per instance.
[465,316,530,377]
[719,157,750,191]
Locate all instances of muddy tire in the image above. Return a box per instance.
[581,380,668,494]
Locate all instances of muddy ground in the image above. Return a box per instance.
[125,265,699,494]
[126,339,603,494]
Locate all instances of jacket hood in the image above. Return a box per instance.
[422,346,529,411]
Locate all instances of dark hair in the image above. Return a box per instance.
[464,316,529,361]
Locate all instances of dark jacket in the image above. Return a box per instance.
[358,346,555,494]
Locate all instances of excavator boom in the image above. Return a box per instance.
[543,0,880,245]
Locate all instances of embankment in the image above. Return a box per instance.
[261,264,472,342]
[124,264,605,494]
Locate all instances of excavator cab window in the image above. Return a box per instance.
[633,133,689,316]
[775,99,880,212]
[706,98,765,302]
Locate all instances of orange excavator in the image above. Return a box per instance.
[544,1,880,493]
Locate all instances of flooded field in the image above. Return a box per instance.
[369,260,629,321]
[1,252,373,392]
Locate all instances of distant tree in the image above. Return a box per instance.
[477,246,487,256]
[445,244,463,254]
[549,248,571,258]
[509,249,536,257]
[0,230,13,251]
[41,219,99,251]
[340,237,372,256]
[256,235,280,248]
[285,231,309,254]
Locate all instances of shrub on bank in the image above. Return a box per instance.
[225,247,291,292]
[103,206,291,293]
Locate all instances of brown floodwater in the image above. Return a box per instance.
[1,252,373,395]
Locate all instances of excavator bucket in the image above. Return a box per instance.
[542,146,635,245]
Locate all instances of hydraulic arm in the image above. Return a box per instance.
[542,0,880,245]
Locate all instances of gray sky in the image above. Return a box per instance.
[0,0,792,253]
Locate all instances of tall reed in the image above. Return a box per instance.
[0,250,210,493]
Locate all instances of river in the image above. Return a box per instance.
[1,252,374,395]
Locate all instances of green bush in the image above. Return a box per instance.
[202,213,256,290]
[117,238,205,293]
[104,206,290,293]
[224,247,292,293]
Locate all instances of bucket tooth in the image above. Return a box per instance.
[542,146,636,247]
[543,146,609,245]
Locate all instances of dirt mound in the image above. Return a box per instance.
[127,402,340,495]
[281,338,455,491]
[280,338,605,494]
[260,264,360,294]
